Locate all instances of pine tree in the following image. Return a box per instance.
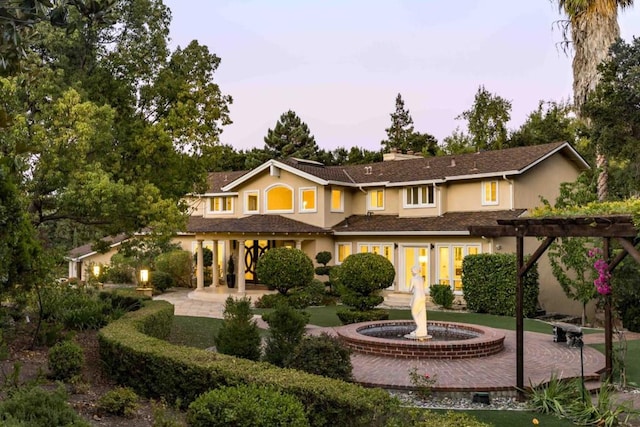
[264,110,319,160]
[381,93,415,152]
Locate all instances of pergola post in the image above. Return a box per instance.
[603,237,613,379]
[516,234,525,400]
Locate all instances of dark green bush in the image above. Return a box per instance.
[462,253,539,317]
[254,292,288,309]
[193,247,213,267]
[256,248,314,295]
[187,384,309,427]
[97,386,139,418]
[155,250,192,288]
[214,297,261,361]
[48,340,84,381]
[336,308,389,324]
[98,289,148,312]
[262,303,309,367]
[430,284,454,309]
[256,281,332,309]
[612,261,640,332]
[98,301,398,426]
[333,253,395,312]
[104,253,134,284]
[150,270,174,293]
[286,333,353,381]
[0,386,90,427]
[38,284,113,330]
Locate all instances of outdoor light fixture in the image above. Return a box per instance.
[140,269,149,285]
[92,265,100,278]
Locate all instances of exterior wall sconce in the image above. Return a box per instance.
[92,265,100,278]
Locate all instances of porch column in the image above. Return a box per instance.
[196,239,204,291]
[211,240,219,286]
[295,240,302,250]
[237,240,246,295]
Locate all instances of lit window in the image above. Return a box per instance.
[266,185,293,212]
[482,181,498,205]
[331,189,344,212]
[245,191,259,213]
[358,243,393,263]
[337,243,352,263]
[368,189,384,210]
[209,196,233,213]
[437,244,481,293]
[404,185,435,207]
[300,188,316,212]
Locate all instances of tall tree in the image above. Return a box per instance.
[458,85,512,151]
[440,128,475,155]
[264,110,319,160]
[381,93,414,152]
[583,38,640,199]
[507,101,578,148]
[555,0,634,200]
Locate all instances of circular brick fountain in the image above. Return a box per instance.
[336,320,505,359]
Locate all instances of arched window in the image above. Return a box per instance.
[266,185,293,212]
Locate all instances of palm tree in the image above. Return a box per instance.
[556,0,634,200]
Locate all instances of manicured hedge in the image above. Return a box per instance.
[98,301,397,427]
[462,253,539,317]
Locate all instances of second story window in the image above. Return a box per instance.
[482,181,498,205]
[404,185,435,208]
[266,185,293,213]
[300,187,317,212]
[209,196,233,213]
[331,188,344,212]
[245,191,259,214]
[368,189,384,210]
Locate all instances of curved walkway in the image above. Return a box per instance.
[154,288,633,395]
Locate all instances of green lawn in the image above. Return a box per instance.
[590,339,640,386]
[430,409,574,426]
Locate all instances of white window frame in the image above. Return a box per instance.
[330,188,344,213]
[299,187,317,213]
[335,242,352,264]
[357,243,394,265]
[207,196,234,214]
[435,243,482,294]
[403,185,435,208]
[264,183,294,214]
[367,189,385,211]
[481,180,499,206]
[244,190,260,214]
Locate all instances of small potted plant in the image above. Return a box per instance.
[226,255,236,288]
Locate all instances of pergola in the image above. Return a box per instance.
[469,215,640,395]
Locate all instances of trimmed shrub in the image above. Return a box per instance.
[286,333,353,381]
[333,253,395,312]
[97,386,139,418]
[48,340,84,381]
[214,297,261,361]
[98,300,399,426]
[462,253,539,317]
[38,284,113,330]
[336,308,389,324]
[256,248,314,295]
[155,250,192,288]
[0,386,90,427]
[256,281,332,309]
[430,284,454,309]
[150,270,174,293]
[105,252,134,284]
[187,384,309,427]
[612,261,640,332]
[262,303,309,367]
[254,292,288,309]
[98,288,148,312]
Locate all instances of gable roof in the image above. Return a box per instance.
[208,142,589,193]
[187,215,331,234]
[67,233,130,261]
[332,210,528,235]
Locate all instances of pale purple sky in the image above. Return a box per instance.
[162,1,640,152]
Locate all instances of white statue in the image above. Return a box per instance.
[405,265,430,340]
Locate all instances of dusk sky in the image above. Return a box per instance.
[162,1,640,152]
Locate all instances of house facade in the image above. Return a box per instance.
[68,142,591,316]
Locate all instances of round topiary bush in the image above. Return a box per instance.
[97,387,139,418]
[48,340,84,381]
[255,248,314,295]
[430,284,454,309]
[150,270,174,293]
[286,333,353,381]
[333,253,395,311]
[187,384,309,427]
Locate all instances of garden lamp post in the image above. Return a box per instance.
[137,268,152,297]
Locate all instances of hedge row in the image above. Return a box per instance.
[462,253,539,317]
[97,301,397,427]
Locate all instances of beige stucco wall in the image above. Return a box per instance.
[445,179,511,212]
[514,153,581,208]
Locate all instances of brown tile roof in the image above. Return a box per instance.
[332,210,527,234]
[187,215,331,234]
[283,142,586,185]
[206,170,250,193]
[67,233,129,259]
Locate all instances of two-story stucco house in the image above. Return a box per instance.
[68,142,590,315]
